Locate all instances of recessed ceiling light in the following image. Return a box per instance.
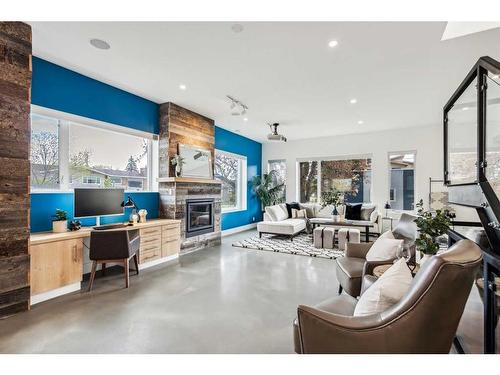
[179,84,187,90]
[350,98,357,104]
[243,117,248,122]
[328,40,339,48]
[462,107,469,111]
[357,120,364,125]
[90,38,110,50]
[231,24,244,33]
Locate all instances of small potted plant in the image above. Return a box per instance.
[170,154,185,177]
[52,209,68,233]
[321,189,344,221]
[414,199,452,264]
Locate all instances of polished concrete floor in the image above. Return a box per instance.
[0,230,497,353]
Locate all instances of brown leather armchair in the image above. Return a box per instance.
[335,212,418,297]
[294,239,482,354]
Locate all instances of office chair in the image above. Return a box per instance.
[88,229,140,291]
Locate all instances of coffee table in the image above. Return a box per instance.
[309,218,374,242]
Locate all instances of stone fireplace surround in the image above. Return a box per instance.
[158,103,222,254]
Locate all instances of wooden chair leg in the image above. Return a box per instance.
[102,263,106,276]
[124,258,130,288]
[133,253,139,275]
[88,261,97,292]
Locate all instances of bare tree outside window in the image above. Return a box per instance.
[299,161,318,203]
[215,152,239,209]
[30,115,59,189]
[268,160,286,203]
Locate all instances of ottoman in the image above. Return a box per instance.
[313,226,335,249]
[338,228,361,251]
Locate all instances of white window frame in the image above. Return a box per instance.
[387,150,417,212]
[30,105,158,193]
[82,176,101,185]
[215,149,247,213]
[295,154,373,204]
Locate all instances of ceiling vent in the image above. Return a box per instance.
[267,123,287,142]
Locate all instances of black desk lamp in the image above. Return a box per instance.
[121,196,139,211]
[384,201,391,217]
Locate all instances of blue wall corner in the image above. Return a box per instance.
[32,57,159,134]
[30,192,159,232]
[215,126,262,231]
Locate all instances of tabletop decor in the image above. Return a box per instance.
[321,189,344,221]
[52,208,68,233]
[170,154,185,177]
[414,199,452,264]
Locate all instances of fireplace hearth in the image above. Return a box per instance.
[186,198,215,238]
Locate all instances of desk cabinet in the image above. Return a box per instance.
[138,223,180,264]
[30,239,83,295]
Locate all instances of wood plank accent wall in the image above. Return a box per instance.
[158,102,215,178]
[0,22,32,318]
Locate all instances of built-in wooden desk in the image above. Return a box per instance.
[29,219,181,305]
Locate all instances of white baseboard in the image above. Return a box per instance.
[30,282,81,305]
[221,223,257,237]
[138,254,179,270]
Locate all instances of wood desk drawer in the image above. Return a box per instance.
[162,238,180,257]
[162,225,180,240]
[139,244,161,264]
[140,227,161,238]
[140,235,161,247]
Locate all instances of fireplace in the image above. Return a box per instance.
[186,198,215,237]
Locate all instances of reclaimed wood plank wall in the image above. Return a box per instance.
[158,102,215,178]
[0,22,31,318]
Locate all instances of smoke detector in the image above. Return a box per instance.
[267,123,287,142]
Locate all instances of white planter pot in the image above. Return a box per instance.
[52,220,68,233]
[418,254,432,265]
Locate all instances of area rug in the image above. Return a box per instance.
[232,233,344,260]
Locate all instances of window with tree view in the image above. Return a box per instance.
[214,150,247,212]
[268,159,286,202]
[299,161,318,203]
[30,112,154,192]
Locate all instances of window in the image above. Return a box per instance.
[268,159,286,203]
[30,108,156,192]
[214,150,247,212]
[321,158,371,203]
[297,157,372,204]
[389,152,416,210]
[298,161,318,203]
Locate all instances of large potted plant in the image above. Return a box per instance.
[52,208,68,233]
[321,189,344,221]
[252,170,285,212]
[414,199,452,263]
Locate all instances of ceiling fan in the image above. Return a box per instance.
[267,123,287,142]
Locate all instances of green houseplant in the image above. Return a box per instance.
[252,170,285,211]
[52,208,68,233]
[321,189,344,219]
[414,199,452,261]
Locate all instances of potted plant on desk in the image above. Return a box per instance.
[52,209,68,233]
[414,199,452,264]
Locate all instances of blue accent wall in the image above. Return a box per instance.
[32,57,159,134]
[30,192,159,232]
[215,127,262,230]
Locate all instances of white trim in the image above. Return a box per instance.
[30,282,81,305]
[31,105,156,140]
[138,254,179,270]
[221,223,257,237]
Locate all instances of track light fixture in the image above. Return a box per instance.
[226,95,248,116]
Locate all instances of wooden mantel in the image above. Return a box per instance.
[157,177,222,184]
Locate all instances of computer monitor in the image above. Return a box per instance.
[74,188,124,222]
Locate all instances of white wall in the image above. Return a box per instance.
[262,124,477,221]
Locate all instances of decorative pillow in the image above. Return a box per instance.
[265,205,288,222]
[360,206,376,221]
[316,204,334,218]
[354,259,413,316]
[299,203,317,218]
[291,208,307,218]
[345,203,362,220]
[379,230,395,239]
[365,237,403,261]
[286,202,301,218]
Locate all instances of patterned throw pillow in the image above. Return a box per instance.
[291,208,307,218]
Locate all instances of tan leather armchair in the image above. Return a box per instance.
[335,213,418,297]
[294,239,482,354]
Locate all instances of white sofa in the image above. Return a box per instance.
[257,203,306,241]
[257,203,381,241]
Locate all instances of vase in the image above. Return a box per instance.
[418,253,432,265]
[52,220,68,233]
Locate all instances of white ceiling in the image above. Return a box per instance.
[30,22,500,143]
